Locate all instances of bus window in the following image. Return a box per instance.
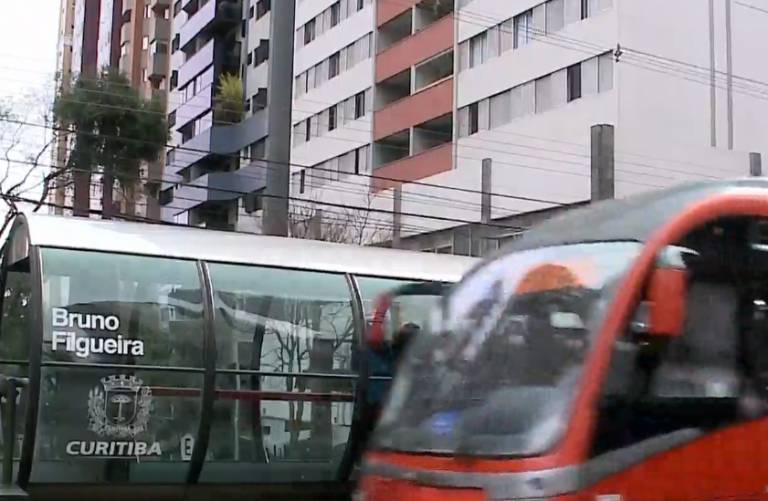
[593,217,768,457]
[201,263,356,483]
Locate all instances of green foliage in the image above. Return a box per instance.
[53,69,169,186]
[214,73,244,125]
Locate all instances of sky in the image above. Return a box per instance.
[0,0,59,100]
[0,0,60,225]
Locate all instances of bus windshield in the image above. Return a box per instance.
[372,242,641,457]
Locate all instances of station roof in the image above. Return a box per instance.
[501,178,768,253]
[14,214,477,282]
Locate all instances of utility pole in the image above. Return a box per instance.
[591,124,615,201]
[262,0,296,236]
[750,152,762,177]
[392,187,402,248]
[479,158,492,256]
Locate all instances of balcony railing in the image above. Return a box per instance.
[372,142,452,192]
[373,77,453,141]
[178,38,214,88]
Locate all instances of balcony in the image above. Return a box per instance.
[377,0,419,26]
[169,161,267,211]
[180,0,216,49]
[149,16,171,42]
[372,142,452,192]
[178,38,214,88]
[167,108,268,174]
[121,21,133,45]
[175,87,213,130]
[180,0,240,50]
[150,0,172,12]
[376,14,453,83]
[374,77,453,141]
[148,52,169,81]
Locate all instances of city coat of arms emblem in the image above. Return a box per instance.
[88,375,152,438]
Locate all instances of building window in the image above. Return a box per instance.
[354,91,365,119]
[170,70,178,90]
[299,170,306,193]
[546,0,565,33]
[469,33,484,68]
[255,39,269,66]
[304,119,311,141]
[172,34,180,52]
[567,63,582,101]
[168,110,176,128]
[144,5,150,18]
[598,52,613,92]
[142,36,150,50]
[581,0,602,18]
[330,2,340,27]
[173,0,181,16]
[248,5,254,18]
[241,19,246,37]
[328,51,340,78]
[514,10,533,49]
[304,19,316,45]
[328,105,337,131]
[468,102,479,135]
[256,0,270,19]
[247,51,253,65]
[535,74,552,113]
[357,0,364,10]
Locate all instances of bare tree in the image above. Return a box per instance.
[289,190,389,246]
[0,94,58,237]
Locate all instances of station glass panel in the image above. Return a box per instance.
[201,263,356,483]
[0,255,32,466]
[31,249,205,484]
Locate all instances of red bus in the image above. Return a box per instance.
[357,179,768,501]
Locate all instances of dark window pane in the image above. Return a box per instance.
[40,250,205,368]
[469,102,479,134]
[32,368,202,483]
[567,63,582,102]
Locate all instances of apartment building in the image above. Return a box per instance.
[160,0,272,230]
[51,0,77,215]
[117,0,173,219]
[51,0,172,219]
[291,0,768,253]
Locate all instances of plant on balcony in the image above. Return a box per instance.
[213,73,245,125]
[54,68,168,218]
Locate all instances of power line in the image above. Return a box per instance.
[2,116,570,208]
[4,155,531,232]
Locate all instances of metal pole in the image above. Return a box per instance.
[262,0,296,236]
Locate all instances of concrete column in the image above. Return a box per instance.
[262,0,296,236]
[591,124,615,201]
[392,186,402,248]
[750,152,762,177]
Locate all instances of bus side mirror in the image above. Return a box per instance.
[633,267,687,337]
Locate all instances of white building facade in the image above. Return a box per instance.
[291,0,768,251]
